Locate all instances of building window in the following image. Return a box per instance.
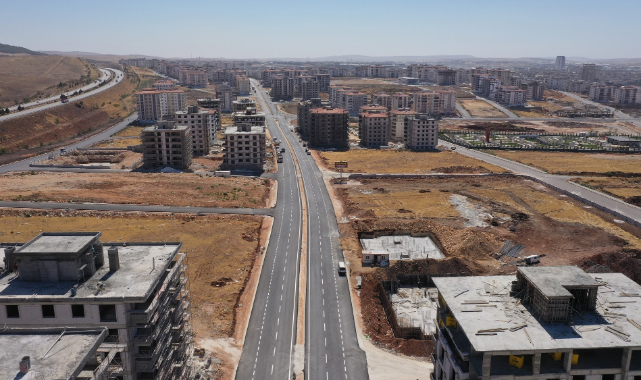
[72,305,85,318]
[42,305,56,318]
[99,305,118,322]
[6,305,19,318]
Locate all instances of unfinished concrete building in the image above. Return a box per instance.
[141,121,193,170]
[432,266,641,380]
[309,107,349,149]
[0,232,192,380]
[221,123,266,171]
[297,98,329,140]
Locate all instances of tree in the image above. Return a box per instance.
[17,105,24,111]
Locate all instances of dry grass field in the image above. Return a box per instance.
[278,102,298,114]
[318,149,506,174]
[112,125,144,137]
[544,90,578,103]
[573,177,641,206]
[330,78,420,96]
[0,209,264,340]
[489,151,641,175]
[92,137,142,148]
[0,55,99,107]
[0,172,273,208]
[459,99,506,118]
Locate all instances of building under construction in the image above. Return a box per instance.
[432,266,641,380]
[0,232,193,380]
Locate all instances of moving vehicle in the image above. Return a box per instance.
[338,262,346,276]
[280,148,285,153]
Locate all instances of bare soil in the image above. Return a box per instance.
[572,176,641,206]
[459,99,506,118]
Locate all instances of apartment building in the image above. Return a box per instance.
[495,86,527,107]
[437,69,457,86]
[472,75,502,100]
[297,98,327,139]
[216,84,238,113]
[175,105,219,156]
[141,121,193,170]
[405,114,438,150]
[413,90,456,115]
[336,91,369,116]
[372,93,393,109]
[0,232,192,380]
[489,69,512,84]
[197,98,222,115]
[329,85,349,105]
[555,56,566,70]
[233,107,266,127]
[315,73,331,91]
[359,111,390,148]
[136,88,187,122]
[389,109,416,142]
[271,75,295,101]
[309,107,349,149]
[178,69,207,87]
[581,64,599,82]
[236,74,251,94]
[589,85,614,103]
[392,93,412,110]
[520,81,545,101]
[232,98,257,113]
[261,69,283,85]
[432,266,641,380]
[221,124,266,171]
[613,86,640,104]
[152,80,176,91]
[299,78,320,100]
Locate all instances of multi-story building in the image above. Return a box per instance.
[392,93,412,110]
[437,69,457,86]
[271,75,295,100]
[520,81,545,101]
[221,124,266,171]
[414,90,456,115]
[405,114,438,150]
[152,80,176,91]
[495,86,527,107]
[372,93,393,109]
[299,78,320,100]
[0,231,192,380]
[233,107,266,127]
[309,107,349,149]
[297,98,327,139]
[589,84,614,103]
[142,121,193,170]
[613,86,640,104]
[136,88,187,122]
[329,85,350,106]
[315,73,331,92]
[336,91,368,116]
[175,105,219,156]
[178,70,207,87]
[389,109,416,142]
[555,55,566,70]
[359,111,390,148]
[567,80,589,94]
[236,74,251,95]
[261,69,283,85]
[432,266,641,380]
[489,69,512,84]
[581,63,599,82]
[197,97,222,115]
[232,98,257,113]
[216,84,238,113]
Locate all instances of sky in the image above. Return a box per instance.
[1,0,640,60]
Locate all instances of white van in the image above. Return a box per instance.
[338,262,346,276]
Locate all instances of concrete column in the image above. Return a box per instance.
[563,350,573,372]
[482,353,492,378]
[533,353,541,375]
[621,347,632,380]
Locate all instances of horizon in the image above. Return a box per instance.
[2,0,641,60]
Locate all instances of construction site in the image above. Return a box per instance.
[329,174,641,359]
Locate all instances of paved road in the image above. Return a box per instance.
[475,96,519,119]
[236,85,303,380]
[455,102,472,118]
[440,140,641,225]
[561,91,641,128]
[255,83,369,379]
[0,201,273,216]
[0,68,122,122]
[0,113,138,174]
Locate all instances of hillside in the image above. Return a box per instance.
[0,42,45,55]
[0,55,100,108]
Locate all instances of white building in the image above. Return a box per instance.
[136,88,187,122]
[175,105,219,155]
[495,86,527,107]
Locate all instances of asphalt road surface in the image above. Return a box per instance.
[249,81,369,380]
[0,68,122,122]
[236,85,304,380]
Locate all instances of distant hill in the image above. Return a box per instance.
[0,43,46,55]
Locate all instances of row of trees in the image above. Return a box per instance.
[0,107,12,115]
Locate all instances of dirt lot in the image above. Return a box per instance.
[92,137,141,148]
[41,150,142,169]
[0,209,265,379]
[572,177,641,207]
[330,78,420,96]
[440,119,633,134]
[0,65,157,165]
[0,55,99,107]
[112,125,144,137]
[489,151,641,175]
[330,175,641,357]
[318,149,506,174]
[278,102,298,115]
[459,99,506,118]
[0,172,273,208]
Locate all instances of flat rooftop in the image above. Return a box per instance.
[518,266,600,298]
[0,243,181,302]
[0,328,106,379]
[434,272,641,353]
[224,126,265,134]
[361,235,444,260]
[15,232,99,256]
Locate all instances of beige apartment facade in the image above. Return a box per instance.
[136,88,187,122]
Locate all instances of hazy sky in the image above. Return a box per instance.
[2,0,640,59]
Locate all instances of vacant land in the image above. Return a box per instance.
[112,125,144,137]
[278,102,297,115]
[0,55,99,107]
[459,99,506,118]
[318,149,506,174]
[573,177,641,206]
[330,78,420,96]
[92,137,141,148]
[441,119,635,134]
[0,209,264,342]
[0,172,273,208]
[331,175,641,357]
[0,65,158,165]
[545,90,579,103]
[512,100,566,118]
[489,151,641,175]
